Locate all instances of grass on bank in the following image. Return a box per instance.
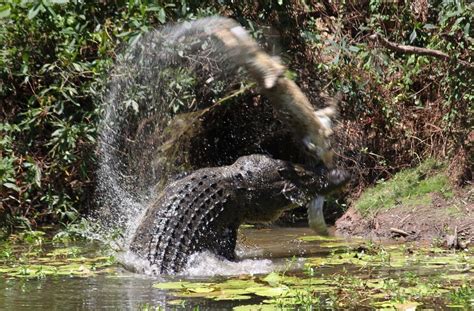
[354,159,453,217]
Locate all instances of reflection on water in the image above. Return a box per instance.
[0,227,337,310]
[0,226,472,310]
[1,274,162,310]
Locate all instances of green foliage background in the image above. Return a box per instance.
[0,0,472,231]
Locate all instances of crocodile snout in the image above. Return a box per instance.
[278,162,349,199]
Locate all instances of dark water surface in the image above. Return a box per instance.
[0,227,472,310]
[0,227,320,310]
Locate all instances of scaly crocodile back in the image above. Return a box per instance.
[131,168,240,274]
[130,154,348,275]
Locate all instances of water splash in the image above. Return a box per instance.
[181,251,276,277]
[180,251,305,277]
[92,16,331,276]
[93,17,253,255]
[117,246,302,278]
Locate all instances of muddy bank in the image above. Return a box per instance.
[336,188,473,246]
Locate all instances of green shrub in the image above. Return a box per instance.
[0,1,471,231]
[0,0,194,230]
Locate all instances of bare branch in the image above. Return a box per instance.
[369,33,473,70]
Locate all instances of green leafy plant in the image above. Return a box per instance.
[0,0,193,230]
[1,0,472,232]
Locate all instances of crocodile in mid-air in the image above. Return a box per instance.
[130,154,348,275]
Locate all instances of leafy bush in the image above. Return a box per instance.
[0,1,472,230]
[0,0,199,231]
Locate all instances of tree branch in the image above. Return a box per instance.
[368,33,473,70]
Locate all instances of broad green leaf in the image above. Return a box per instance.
[0,4,11,18]
[233,304,276,311]
[28,3,42,19]
[297,235,336,242]
[3,182,20,192]
[153,281,212,290]
[157,8,166,24]
[247,286,288,297]
[262,272,281,285]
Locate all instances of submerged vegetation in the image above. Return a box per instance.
[148,236,474,309]
[1,229,472,309]
[0,230,115,278]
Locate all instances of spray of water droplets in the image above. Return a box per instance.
[92,17,256,250]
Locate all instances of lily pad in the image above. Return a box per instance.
[233,304,276,311]
[318,241,355,248]
[297,235,337,242]
[220,279,261,289]
[262,272,281,285]
[213,295,253,301]
[153,281,213,290]
[247,286,289,297]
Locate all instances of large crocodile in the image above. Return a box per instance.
[130,154,348,275]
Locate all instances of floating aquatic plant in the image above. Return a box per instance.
[0,232,116,279]
[151,243,472,309]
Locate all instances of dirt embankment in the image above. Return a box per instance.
[336,188,473,248]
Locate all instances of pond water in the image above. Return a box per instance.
[0,227,472,310]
